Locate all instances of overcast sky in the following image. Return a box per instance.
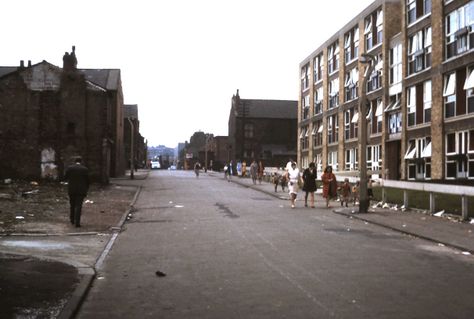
[2,0,374,148]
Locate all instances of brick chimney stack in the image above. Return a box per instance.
[63,46,78,71]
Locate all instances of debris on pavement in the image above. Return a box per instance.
[155,270,166,277]
[434,210,445,217]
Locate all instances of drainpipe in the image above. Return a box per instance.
[127,118,134,179]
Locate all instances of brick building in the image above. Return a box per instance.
[228,90,298,167]
[0,47,126,183]
[298,0,474,184]
[123,104,147,169]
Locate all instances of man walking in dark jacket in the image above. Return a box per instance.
[65,157,89,227]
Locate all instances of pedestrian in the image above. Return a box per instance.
[65,156,89,227]
[367,178,374,200]
[280,173,288,192]
[285,162,302,209]
[225,161,233,182]
[242,161,247,177]
[352,181,360,205]
[194,161,201,178]
[285,158,294,171]
[340,178,351,208]
[258,160,264,184]
[272,173,280,192]
[236,161,242,177]
[321,166,337,208]
[250,160,258,184]
[302,162,317,208]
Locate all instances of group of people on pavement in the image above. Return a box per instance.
[282,158,372,209]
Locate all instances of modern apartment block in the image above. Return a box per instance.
[298,0,474,184]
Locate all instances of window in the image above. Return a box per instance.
[313,120,323,147]
[389,112,402,134]
[344,110,351,140]
[315,153,323,173]
[344,26,359,63]
[408,26,432,75]
[328,151,338,171]
[367,144,382,175]
[406,137,431,180]
[407,0,432,25]
[444,72,456,118]
[244,123,254,138]
[301,63,310,91]
[367,54,382,92]
[328,42,340,74]
[313,53,324,83]
[300,126,309,150]
[374,99,383,134]
[302,95,310,120]
[445,130,474,179]
[329,78,339,109]
[390,43,402,85]
[407,85,416,126]
[445,2,474,59]
[344,67,359,101]
[465,66,474,113]
[327,114,338,144]
[365,8,383,51]
[424,80,432,122]
[345,148,358,171]
[314,86,323,115]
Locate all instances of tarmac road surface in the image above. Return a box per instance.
[76,170,474,319]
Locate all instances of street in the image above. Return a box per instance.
[77,170,474,319]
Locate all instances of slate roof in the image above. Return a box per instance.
[0,67,18,78]
[79,69,121,91]
[123,104,138,119]
[239,99,297,119]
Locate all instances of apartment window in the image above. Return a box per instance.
[244,123,254,138]
[314,86,323,115]
[301,63,310,91]
[407,0,432,25]
[299,126,309,150]
[367,54,383,92]
[315,153,323,173]
[302,94,310,120]
[408,27,432,75]
[365,8,383,51]
[445,130,474,179]
[313,53,324,83]
[344,26,360,63]
[345,148,358,171]
[367,144,382,174]
[424,80,432,122]
[328,151,338,171]
[313,120,323,147]
[407,85,416,126]
[329,78,339,109]
[328,42,340,74]
[385,94,402,135]
[389,43,402,85]
[344,67,359,101]
[445,2,474,59]
[327,114,338,144]
[344,109,358,142]
[444,72,456,118]
[374,99,383,134]
[405,137,431,180]
[465,66,474,113]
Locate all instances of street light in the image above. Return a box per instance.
[358,53,375,213]
[127,117,135,180]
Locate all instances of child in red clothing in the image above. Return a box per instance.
[340,178,351,207]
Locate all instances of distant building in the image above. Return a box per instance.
[0,47,126,182]
[228,90,298,167]
[123,104,147,169]
[298,0,474,184]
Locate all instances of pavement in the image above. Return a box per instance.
[1,169,473,319]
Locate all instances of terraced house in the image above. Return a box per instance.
[298,0,474,184]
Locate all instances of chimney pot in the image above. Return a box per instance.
[20,60,24,68]
[27,60,31,67]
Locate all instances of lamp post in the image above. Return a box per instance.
[127,117,135,180]
[358,53,375,213]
